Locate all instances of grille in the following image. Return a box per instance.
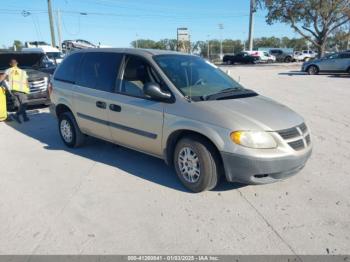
[29,78,47,93]
[278,127,300,140]
[288,139,305,151]
[277,123,310,151]
[305,134,311,145]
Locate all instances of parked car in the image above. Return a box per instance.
[223,52,259,64]
[62,39,96,52]
[22,46,64,64]
[50,48,312,192]
[0,52,52,109]
[269,49,294,63]
[293,51,308,62]
[246,51,276,63]
[302,51,350,75]
[302,50,317,59]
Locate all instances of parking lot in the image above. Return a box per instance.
[0,63,349,255]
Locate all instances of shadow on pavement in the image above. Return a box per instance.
[278,71,307,76]
[5,110,245,193]
[328,74,350,78]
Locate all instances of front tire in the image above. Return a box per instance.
[307,65,319,75]
[58,112,85,148]
[174,136,221,193]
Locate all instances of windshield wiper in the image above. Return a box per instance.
[202,88,257,101]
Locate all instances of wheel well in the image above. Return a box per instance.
[55,104,72,118]
[165,130,224,168]
[306,64,319,71]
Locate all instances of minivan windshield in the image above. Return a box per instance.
[154,54,247,100]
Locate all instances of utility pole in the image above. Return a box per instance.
[207,34,210,60]
[56,9,62,51]
[248,0,256,51]
[219,23,224,60]
[47,0,56,47]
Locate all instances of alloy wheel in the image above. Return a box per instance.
[178,147,201,183]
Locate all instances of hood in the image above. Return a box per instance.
[24,68,49,80]
[197,95,304,131]
[0,52,44,70]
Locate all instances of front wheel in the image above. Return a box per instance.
[174,136,221,193]
[58,112,85,148]
[307,65,319,75]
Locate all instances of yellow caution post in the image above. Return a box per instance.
[0,87,7,121]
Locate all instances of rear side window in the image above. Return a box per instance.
[339,53,350,59]
[54,52,83,83]
[77,52,122,92]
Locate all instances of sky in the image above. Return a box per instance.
[1,0,299,48]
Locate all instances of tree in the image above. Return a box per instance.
[130,39,157,49]
[13,40,23,51]
[262,0,350,56]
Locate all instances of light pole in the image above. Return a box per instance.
[219,23,224,60]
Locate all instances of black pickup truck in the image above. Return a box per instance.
[0,52,56,110]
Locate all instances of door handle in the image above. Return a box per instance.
[96,101,107,109]
[109,104,122,112]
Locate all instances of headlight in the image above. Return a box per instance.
[230,131,277,149]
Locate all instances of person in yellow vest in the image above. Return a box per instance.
[0,59,30,123]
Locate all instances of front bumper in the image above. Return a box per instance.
[221,148,312,184]
[27,91,50,106]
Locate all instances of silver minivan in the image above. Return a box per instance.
[50,49,312,192]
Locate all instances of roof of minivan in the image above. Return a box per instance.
[72,48,191,57]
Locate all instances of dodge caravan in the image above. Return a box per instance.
[50,49,312,192]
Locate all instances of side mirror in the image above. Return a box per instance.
[144,82,172,102]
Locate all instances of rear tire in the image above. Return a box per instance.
[284,56,292,63]
[174,136,221,193]
[58,112,85,148]
[307,65,319,75]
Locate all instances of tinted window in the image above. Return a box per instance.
[77,52,122,92]
[329,53,340,59]
[54,52,83,83]
[120,55,160,98]
[339,53,350,59]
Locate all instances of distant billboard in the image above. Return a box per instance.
[177,28,189,42]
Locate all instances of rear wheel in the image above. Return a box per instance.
[284,56,292,63]
[58,112,85,148]
[174,136,221,193]
[307,65,319,75]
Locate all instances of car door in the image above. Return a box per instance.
[106,54,165,157]
[337,53,350,71]
[73,52,123,141]
[319,53,340,71]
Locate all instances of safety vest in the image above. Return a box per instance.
[8,67,29,94]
